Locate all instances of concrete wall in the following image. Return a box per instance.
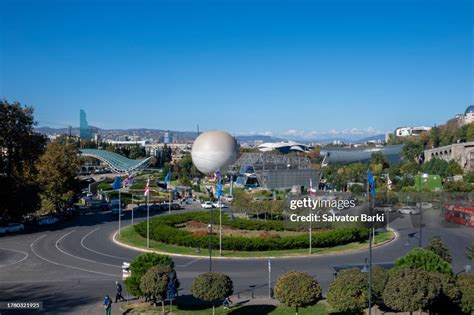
[424,142,474,171]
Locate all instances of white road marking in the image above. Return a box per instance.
[30,234,119,278]
[176,259,202,268]
[55,230,121,268]
[80,227,131,261]
[0,247,29,268]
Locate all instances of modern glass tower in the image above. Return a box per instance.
[79,109,91,141]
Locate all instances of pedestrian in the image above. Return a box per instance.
[103,295,112,315]
[115,281,125,302]
[223,295,233,310]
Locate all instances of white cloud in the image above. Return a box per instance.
[278,127,383,139]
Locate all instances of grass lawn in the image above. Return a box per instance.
[122,302,329,314]
[117,225,394,258]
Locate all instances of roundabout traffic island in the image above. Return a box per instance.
[115,212,395,258]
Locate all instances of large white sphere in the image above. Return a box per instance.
[191,130,239,175]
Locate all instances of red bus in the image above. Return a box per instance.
[444,204,474,227]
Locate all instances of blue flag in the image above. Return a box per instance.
[367,171,376,196]
[163,171,171,185]
[216,179,223,199]
[112,177,122,190]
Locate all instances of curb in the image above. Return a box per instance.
[112,226,398,261]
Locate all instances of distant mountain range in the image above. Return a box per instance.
[35,126,385,144]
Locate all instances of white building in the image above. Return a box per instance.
[394,126,431,137]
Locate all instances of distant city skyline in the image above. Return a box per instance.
[1,0,472,139]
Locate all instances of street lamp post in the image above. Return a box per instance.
[209,207,214,272]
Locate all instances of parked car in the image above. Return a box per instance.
[223,195,234,203]
[171,203,182,210]
[398,207,420,215]
[150,204,163,211]
[0,223,25,234]
[134,205,149,212]
[201,201,213,209]
[37,216,59,226]
[212,202,227,208]
[375,206,395,213]
[184,198,194,204]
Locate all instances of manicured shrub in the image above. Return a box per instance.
[371,265,389,302]
[424,235,452,263]
[327,268,368,314]
[191,272,233,315]
[274,270,322,315]
[382,268,440,313]
[140,265,175,313]
[393,248,453,275]
[134,212,368,251]
[124,253,174,297]
[427,272,461,314]
[457,274,474,314]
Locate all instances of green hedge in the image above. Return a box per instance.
[134,212,368,251]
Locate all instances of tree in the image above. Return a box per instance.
[447,160,463,176]
[129,145,146,159]
[0,101,46,221]
[327,268,368,314]
[424,236,452,263]
[429,126,441,148]
[372,265,389,302]
[37,136,80,213]
[191,272,233,315]
[370,152,390,175]
[400,162,421,176]
[383,268,440,314]
[124,253,174,297]
[393,248,453,275]
[275,270,322,315]
[466,241,474,260]
[427,272,461,314]
[140,265,174,313]
[402,142,424,163]
[457,274,474,314]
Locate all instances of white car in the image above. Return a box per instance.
[223,195,234,202]
[375,206,395,213]
[212,202,227,208]
[201,201,214,209]
[37,216,59,226]
[0,223,25,234]
[398,207,420,215]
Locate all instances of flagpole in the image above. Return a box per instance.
[147,191,150,248]
[219,198,222,256]
[119,189,121,236]
[131,193,134,225]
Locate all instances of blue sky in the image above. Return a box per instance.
[1,0,472,139]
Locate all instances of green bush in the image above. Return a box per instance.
[134,212,368,251]
[140,265,172,302]
[124,253,174,297]
[427,272,461,314]
[383,268,440,313]
[458,274,474,314]
[424,236,452,263]
[327,268,368,314]
[393,248,453,275]
[274,270,322,314]
[372,265,389,302]
[191,272,233,314]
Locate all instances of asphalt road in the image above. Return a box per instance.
[0,205,472,314]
